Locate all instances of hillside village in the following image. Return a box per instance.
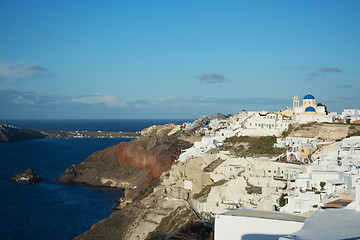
[155,93,360,239]
[78,94,360,240]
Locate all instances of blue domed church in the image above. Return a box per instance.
[280,93,333,123]
[292,94,326,115]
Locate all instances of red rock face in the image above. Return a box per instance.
[88,142,174,180]
[90,144,119,161]
[116,143,174,179]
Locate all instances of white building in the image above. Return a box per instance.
[275,137,316,148]
[192,154,303,215]
[340,136,360,156]
[240,111,290,137]
[293,173,312,190]
[280,136,360,215]
[341,109,360,123]
[177,128,238,162]
[292,113,334,124]
[215,208,307,240]
[226,111,248,130]
[280,182,360,240]
[281,191,324,215]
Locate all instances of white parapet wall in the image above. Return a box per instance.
[215,209,306,240]
[356,178,360,212]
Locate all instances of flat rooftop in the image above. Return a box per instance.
[287,205,360,240]
[222,208,308,223]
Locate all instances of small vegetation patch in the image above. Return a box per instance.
[224,135,285,157]
[320,181,326,191]
[348,124,360,137]
[278,193,288,207]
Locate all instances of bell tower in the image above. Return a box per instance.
[293,95,299,111]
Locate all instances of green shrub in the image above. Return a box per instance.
[320,181,326,191]
[279,193,288,207]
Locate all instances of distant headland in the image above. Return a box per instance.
[0,123,140,143]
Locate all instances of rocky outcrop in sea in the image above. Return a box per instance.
[9,169,43,184]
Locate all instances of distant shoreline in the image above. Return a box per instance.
[0,124,140,143]
[37,128,140,139]
[0,119,193,133]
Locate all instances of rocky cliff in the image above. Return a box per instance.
[74,193,212,240]
[56,124,195,201]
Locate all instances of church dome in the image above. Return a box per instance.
[305,106,316,112]
[303,94,315,100]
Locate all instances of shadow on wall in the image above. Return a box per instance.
[242,234,285,240]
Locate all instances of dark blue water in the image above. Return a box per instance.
[0,119,193,240]
[0,138,130,240]
[0,119,193,132]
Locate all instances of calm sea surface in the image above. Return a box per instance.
[0,119,192,240]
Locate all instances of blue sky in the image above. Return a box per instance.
[0,0,359,119]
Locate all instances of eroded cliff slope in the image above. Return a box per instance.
[56,124,196,201]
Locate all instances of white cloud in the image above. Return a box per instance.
[71,94,119,107]
[12,95,34,105]
[0,60,46,83]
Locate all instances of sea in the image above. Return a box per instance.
[0,119,192,240]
